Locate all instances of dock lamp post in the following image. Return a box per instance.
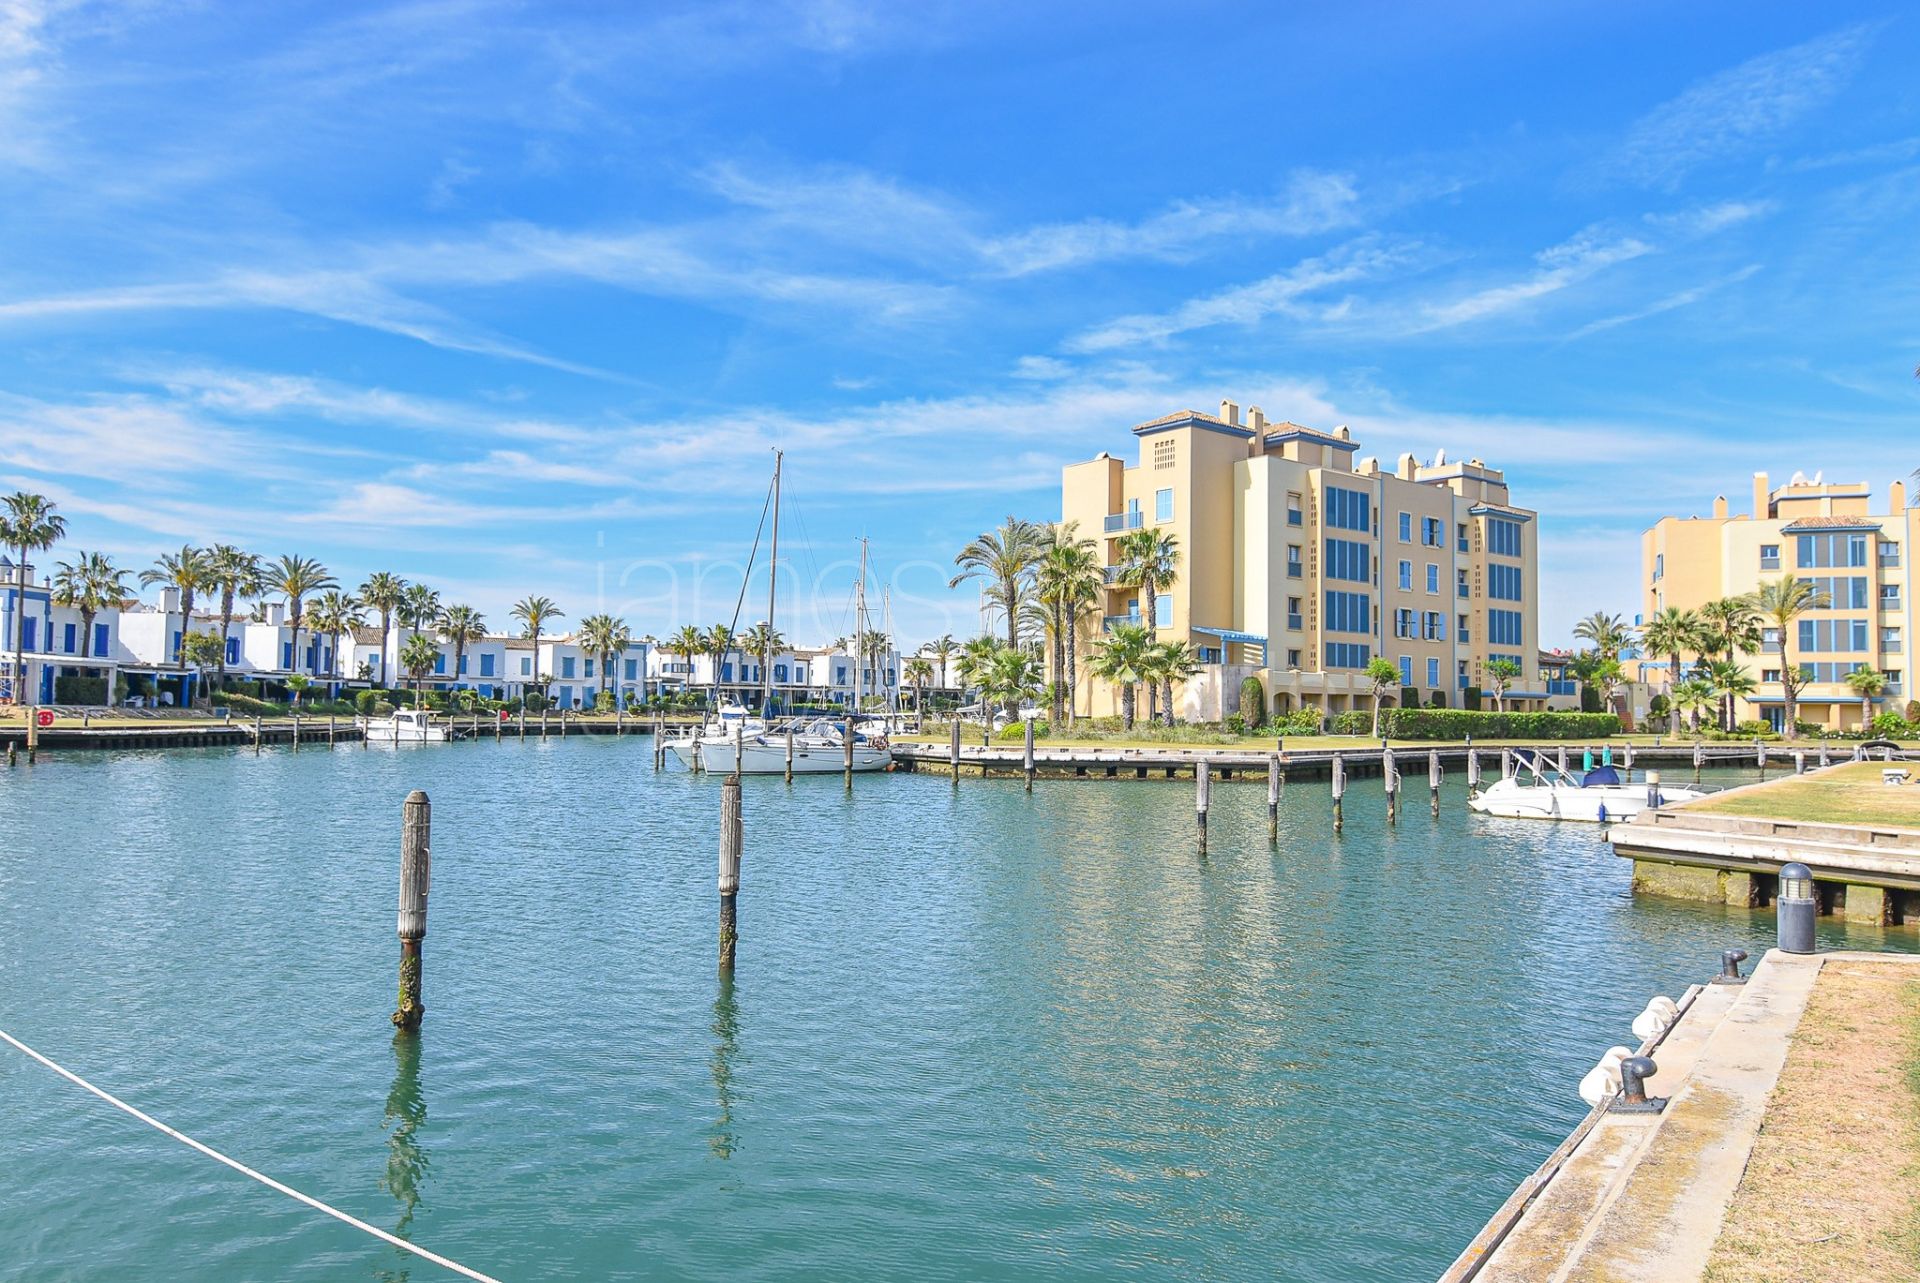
[1777,862,1817,955]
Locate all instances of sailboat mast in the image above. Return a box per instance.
[763,450,781,715]
[852,538,868,718]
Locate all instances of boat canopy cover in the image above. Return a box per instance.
[1581,766,1622,787]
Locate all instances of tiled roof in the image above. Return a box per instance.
[350,625,385,644]
[1133,408,1230,430]
[1780,516,1881,531]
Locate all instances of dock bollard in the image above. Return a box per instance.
[1646,769,1664,810]
[1777,862,1816,954]
[1332,753,1346,832]
[949,718,961,783]
[1712,947,1748,985]
[392,790,430,1031]
[1383,746,1397,824]
[718,772,742,972]
[1428,750,1442,818]
[1195,759,1210,852]
[1819,741,1830,768]
[1267,753,1281,843]
[1023,718,1035,792]
[1612,1055,1665,1113]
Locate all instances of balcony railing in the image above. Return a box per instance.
[1286,564,1303,579]
[1286,613,1303,631]
[1102,613,1143,632]
[1456,584,1469,598]
[1103,511,1144,534]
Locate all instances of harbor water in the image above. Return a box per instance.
[0,741,1905,1282]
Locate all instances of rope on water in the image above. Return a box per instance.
[0,1027,505,1283]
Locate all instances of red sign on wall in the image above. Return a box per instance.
[35,709,54,728]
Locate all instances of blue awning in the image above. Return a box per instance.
[1191,626,1268,645]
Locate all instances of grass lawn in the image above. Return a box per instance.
[1703,961,1920,1283]
[1687,762,1920,831]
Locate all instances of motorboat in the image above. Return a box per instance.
[665,702,768,768]
[1467,750,1708,822]
[358,709,450,743]
[694,716,893,775]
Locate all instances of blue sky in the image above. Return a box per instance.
[3,1,1916,647]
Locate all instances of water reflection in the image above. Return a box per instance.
[378,1032,430,1282]
[710,978,740,1161]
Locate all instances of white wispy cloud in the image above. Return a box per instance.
[1410,229,1652,331]
[1600,24,1876,188]
[1566,263,1763,339]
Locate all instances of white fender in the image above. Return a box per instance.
[1630,995,1680,1042]
[1578,1045,1635,1107]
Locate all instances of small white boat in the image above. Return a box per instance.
[1468,751,1708,822]
[358,709,450,743]
[665,703,767,769]
[679,717,893,774]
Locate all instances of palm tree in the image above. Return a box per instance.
[357,571,408,687]
[1115,528,1181,717]
[574,613,631,704]
[206,545,263,689]
[667,624,705,694]
[931,634,957,694]
[1364,656,1401,737]
[1151,639,1200,727]
[1697,595,1761,729]
[1036,526,1102,725]
[137,545,209,666]
[1593,657,1626,722]
[437,604,488,690]
[1672,675,1717,734]
[400,583,441,654]
[2,492,66,703]
[1572,610,1631,662]
[956,635,1000,712]
[1844,667,1887,728]
[1639,606,1705,696]
[305,590,364,684]
[949,517,1050,650]
[1486,658,1521,712]
[706,624,735,709]
[1088,623,1153,730]
[1754,575,1830,739]
[981,643,1042,720]
[741,622,786,706]
[268,555,337,678]
[1705,659,1757,732]
[52,551,130,662]
[903,657,934,717]
[511,596,564,704]
[400,632,439,699]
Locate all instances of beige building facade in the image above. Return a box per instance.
[1642,471,1916,732]
[1061,401,1544,724]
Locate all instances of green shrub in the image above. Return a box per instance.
[1870,711,1917,738]
[994,718,1049,742]
[1266,709,1323,735]
[1375,708,1621,740]
[1331,710,1372,735]
[1463,685,1483,711]
[355,689,381,716]
[215,692,287,717]
[1238,676,1265,729]
[54,675,109,705]
[1224,712,1247,735]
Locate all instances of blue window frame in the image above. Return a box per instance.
[1798,619,1869,652]
[1489,609,1524,646]
[94,623,109,655]
[480,653,495,677]
[1488,564,1523,601]
[23,619,37,651]
[1795,532,1868,568]
[1425,563,1439,594]
[1397,655,1413,685]
[561,656,576,678]
[433,653,446,674]
[521,656,532,676]
[1427,657,1440,688]
[1324,641,1370,669]
[1488,517,1523,558]
[626,658,638,680]
[1398,511,1412,542]
[1325,486,1371,533]
[1325,538,1371,583]
[1397,560,1412,590]
[62,622,76,653]
[1323,591,1371,634]
[227,637,240,663]
[282,641,293,668]
[1155,488,1173,522]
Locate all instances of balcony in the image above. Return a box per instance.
[1102,565,1123,584]
[1102,613,1143,632]
[1103,511,1144,534]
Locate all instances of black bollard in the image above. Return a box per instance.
[1778,862,1816,954]
[392,790,430,1031]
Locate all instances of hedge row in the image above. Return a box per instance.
[1377,708,1621,740]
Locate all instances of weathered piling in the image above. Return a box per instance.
[392,790,430,1031]
[734,723,745,776]
[540,709,549,738]
[1819,741,1831,768]
[949,719,961,783]
[1383,746,1398,824]
[1195,759,1210,852]
[615,704,623,737]
[1756,741,1767,774]
[1331,752,1346,832]
[1794,750,1806,775]
[1501,747,1513,780]
[1555,745,1568,774]
[1692,739,1704,782]
[26,709,38,763]
[6,741,15,766]
[1023,718,1035,792]
[328,715,336,747]
[518,711,526,741]
[1267,754,1281,842]
[254,715,262,754]
[1467,748,1482,793]
[785,726,795,783]
[843,719,854,790]
[1624,742,1635,770]
[718,772,742,972]
[1428,749,1442,818]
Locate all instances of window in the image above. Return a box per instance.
[94,623,109,655]
[1880,540,1901,566]
[1325,486,1371,532]
[1652,553,1664,582]
[282,641,292,668]
[480,653,495,677]
[1155,488,1173,522]
[584,658,594,678]
[457,654,468,674]
[626,659,638,680]
[1286,494,1303,526]
[1152,439,1176,470]
[1882,583,1903,609]
[433,653,446,675]
[1286,597,1303,631]
[1798,576,1869,609]
[1426,563,1439,594]
[1422,611,1445,640]
[1458,613,1470,644]
[1398,655,1413,686]
[521,656,532,676]
[1286,649,1302,668]
[1759,544,1780,571]
[1126,497,1141,525]
[62,622,76,653]
[1427,657,1440,688]
[1798,661,1868,684]
[1394,608,1414,638]
[1796,531,1869,568]
[1398,560,1412,590]
[1323,591,1371,634]
[1885,668,1903,692]
[1488,564,1523,601]
[1797,619,1869,652]
[1287,545,1303,578]
[1456,523,1469,553]
[1761,668,1783,683]
[1422,517,1444,547]
[561,656,576,678]
[1325,642,1370,668]
[1489,609,1524,646]
[1883,627,1902,654]
[1398,511,1412,542]
[1457,568,1469,599]
[1488,517,1524,558]
[1325,537,1371,583]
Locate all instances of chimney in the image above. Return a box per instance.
[1397,452,1418,481]
[1334,425,1352,441]
[1892,479,1907,513]
[265,602,286,627]
[1247,405,1267,435]
[1712,495,1728,518]
[161,586,181,614]
[1752,472,1769,519]
[1219,399,1240,426]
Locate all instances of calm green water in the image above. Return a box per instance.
[0,742,1907,1282]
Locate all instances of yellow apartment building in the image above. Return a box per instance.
[1061,401,1544,723]
[1642,471,1916,733]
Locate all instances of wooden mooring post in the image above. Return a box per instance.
[1331,752,1346,832]
[1555,745,1568,775]
[1623,742,1635,770]
[1023,718,1036,792]
[1467,748,1482,796]
[718,772,742,973]
[1267,754,1281,843]
[1756,741,1767,776]
[327,715,336,747]
[1693,740,1704,783]
[843,719,854,790]
[783,726,795,782]
[1195,759,1210,853]
[392,790,430,1031]
[254,715,263,754]
[1428,750,1442,818]
[1793,750,1806,775]
[950,719,961,783]
[1819,741,1831,768]
[1383,746,1398,824]
[518,710,526,741]
[540,709,549,738]
[1501,746,1513,780]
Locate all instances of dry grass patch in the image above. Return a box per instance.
[1703,961,1920,1283]
[1689,762,1920,831]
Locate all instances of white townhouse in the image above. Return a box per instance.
[0,558,126,705]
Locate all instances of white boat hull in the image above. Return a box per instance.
[1468,780,1705,822]
[357,716,450,743]
[668,734,891,773]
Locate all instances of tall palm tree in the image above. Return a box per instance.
[1704,659,1757,732]
[206,545,263,689]
[706,624,735,709]
[1088,623,1153,730]
[437,604,487,690]
[306,590,364,682]
[574,613,628,703]
[399,632,439,699]
[1696,595,1761,728]
[741,622,786,705]
[931,634,957,693]
[400,583,441,653]
[511,596,564,705]
[1639,606,1705,695]
[667,624,706,693]
[1753,575,1829,739]
[1115,528,1180,717]
[1035,530,1103,726]
[1573,611,1630,663]
[357,571,408,687]
[138,545,209,666]
[268,555,336,677]
[949,517,1050,650]
[1672,675,1717,734]
[956,635,1000,711]
[981,644,1041,720]
[2,492,66,703]
[52,551,130,662]
[903,657,934,717]
[1150,639,1200,727]
[1844,667,1887,728]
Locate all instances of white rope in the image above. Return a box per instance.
[0,1027,506,1283]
